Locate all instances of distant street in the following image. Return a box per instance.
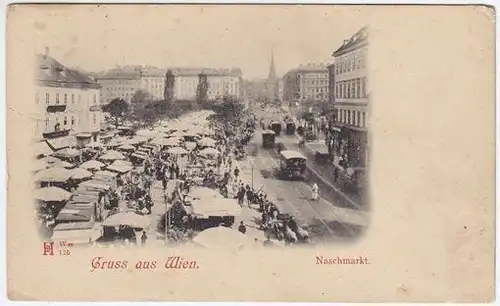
[238,128,368,244]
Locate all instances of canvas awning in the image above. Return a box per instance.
[191,198,242,218]
[46,136,77,151]
[56,207,94,222]
[107,163,134,174]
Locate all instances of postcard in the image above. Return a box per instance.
[6,4,495,302]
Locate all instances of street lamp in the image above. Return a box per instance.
[249,157,254,190]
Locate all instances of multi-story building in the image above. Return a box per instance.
[330,26,369,170]
[139,66,166,100]
[97,67,142,104]
[167,67,242,101]
[97,66,166,104]
[282,64,329,105]
[34,48,102,151]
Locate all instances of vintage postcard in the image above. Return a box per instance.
[5,4,495,302]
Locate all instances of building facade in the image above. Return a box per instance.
[283,64,329,105]
[97,66,166,104]
[35,49,102,150]
[330,26,369,171]
[97,68,142,104]
[140,67,166,100]
[167,68,242,101]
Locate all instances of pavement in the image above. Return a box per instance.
[233,131,369,244]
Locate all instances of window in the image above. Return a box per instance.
[93,114,96,125]
[356,79,361,98]
[348,110,351,125]
[347,82,351,98]
[362,112,366,128]
[45,118,49,130]
[71,116,75,126]
[56,93,60,104]
[357,111,361,127]
[93,94,97,104]
[35,92,39,104]
[45,93,50,104]
[356,54,361,69]
[63,116,67,125]
[71,94,75,104]
[351,81,356,98]
[352,57,355,70]
[64,93,68,104]
[362,78,367,97]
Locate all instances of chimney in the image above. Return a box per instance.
[44,47,49,58]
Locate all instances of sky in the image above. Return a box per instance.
[30,5,367,79]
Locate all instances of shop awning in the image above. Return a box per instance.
[46,136,77,151]
[76,133,92,138]
[56,207,94,222]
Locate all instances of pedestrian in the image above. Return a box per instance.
[237,186,245,206]
[233,166,240,180]
[141,231,147,246]
[311,182,319,201]
[245,185,253,207]
[238,221,247,234]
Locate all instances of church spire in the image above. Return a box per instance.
[267,50,277,81]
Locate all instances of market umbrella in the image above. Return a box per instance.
[184,141,197,151]
[41,156,62,164]
[103,211,150,229]
[188,187,223,200]
[192,226,251,250]
[79,160,105,171]
[170,130,185,138]
[167,146,188,155]
[33,159,49,172]
[199,147,220,156]
[53,148,80,158]
[136,130,159,139]
[100,150,126,161]
[130,135,148,144]
[118,144,136,151]
[85,142,103,149]
[34,167,72,182]
[34,186,72,202]
[50,160,75,169]
[198,137,216,147]
[71,168,93,180]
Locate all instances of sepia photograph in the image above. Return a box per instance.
[31,7,369,249]
[6,4,494,302]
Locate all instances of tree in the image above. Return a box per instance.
[196,73,209,104]
[208,95,245,131]
[102,98,129,128]
[164,70,175,102]
[131,89,152,111]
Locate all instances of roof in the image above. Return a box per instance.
[284,64,329,76]
[36,54,101,89]
[98,68,142,80]
[280,150,307,160]
[333,26,368,56]
[169,67,242,77]
[141,67,166,77]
